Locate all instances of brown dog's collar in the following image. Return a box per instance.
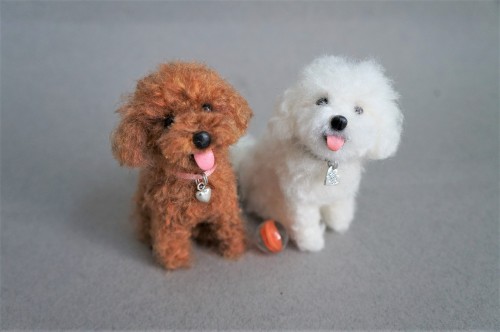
[175,164,217,181]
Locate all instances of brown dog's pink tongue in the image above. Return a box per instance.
[326,135,345,151]
[193,149,215,171]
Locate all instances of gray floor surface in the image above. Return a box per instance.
[1,1,499,330]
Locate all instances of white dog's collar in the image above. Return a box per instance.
[295,140,341,186]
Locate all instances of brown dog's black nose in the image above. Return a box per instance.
[193,131,211,149]
[331,115,348,131]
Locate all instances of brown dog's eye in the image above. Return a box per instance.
[202,103,212,112]
[354,106,364,114]
[163,114,175,128]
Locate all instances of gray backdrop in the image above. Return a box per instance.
[1,1,499,330]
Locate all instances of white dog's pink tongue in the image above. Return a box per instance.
[326,135,345,152]
[193,149,215,171]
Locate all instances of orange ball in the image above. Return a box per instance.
[256,220,289,253]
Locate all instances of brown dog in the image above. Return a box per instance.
[112,62,252,270]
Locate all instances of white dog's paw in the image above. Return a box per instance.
[321,202,354,234]
[293,226,325,252]
[324,213,353,234]
[328,217,351,234]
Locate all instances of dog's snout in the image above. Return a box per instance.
[331,115,348,131]
[193,131,211,149]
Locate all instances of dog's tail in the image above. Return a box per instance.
[230,135,256,172]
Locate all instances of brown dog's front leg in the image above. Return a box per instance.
[212,211,247,260]
[150,214,192,270]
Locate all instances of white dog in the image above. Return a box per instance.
[234,56,403,252]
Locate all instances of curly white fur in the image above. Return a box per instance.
[234,55,403,252]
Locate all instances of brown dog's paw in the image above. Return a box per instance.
[220,239,246,260]
[153,247,192,270]
[164,258,191,270]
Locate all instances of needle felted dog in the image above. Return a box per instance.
[112,62,252,269]
[234,56,403,252]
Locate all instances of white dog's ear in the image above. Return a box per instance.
[367,100,403,160]
[267,89,295,141]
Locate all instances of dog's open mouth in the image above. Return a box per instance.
[325,135,345,152]
[193,149,215,171]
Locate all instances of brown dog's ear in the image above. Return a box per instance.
[234,96,253,136]
[111,103,148,168]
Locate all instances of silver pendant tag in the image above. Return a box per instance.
[195,186,212,203]
[195,173,211,203]
[324,161,340,186]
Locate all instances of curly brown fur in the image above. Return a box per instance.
[111,62,252,270]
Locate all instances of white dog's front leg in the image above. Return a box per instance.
[321,197,356,234]
[288,204,325,252]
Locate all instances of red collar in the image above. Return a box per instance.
[175,164,217,181]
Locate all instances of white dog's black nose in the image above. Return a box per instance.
[193,131,211,149]
[331,115,348,131]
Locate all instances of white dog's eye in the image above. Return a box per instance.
[316,97,328,106]
[354,106,364,114]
